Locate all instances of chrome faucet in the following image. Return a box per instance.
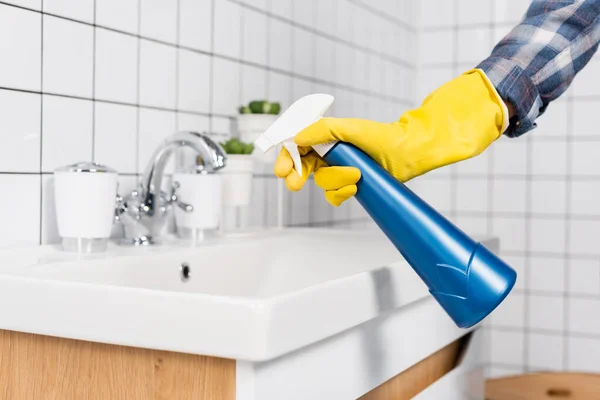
[115,131,227,245]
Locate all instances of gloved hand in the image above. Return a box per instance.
[274,69,508,206]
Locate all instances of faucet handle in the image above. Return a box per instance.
[170,181,194,213]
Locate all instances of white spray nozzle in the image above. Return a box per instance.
[253,94,335,178]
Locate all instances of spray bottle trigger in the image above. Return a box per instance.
[283,140,303,178]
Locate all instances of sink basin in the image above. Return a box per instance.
[0,228,469,361]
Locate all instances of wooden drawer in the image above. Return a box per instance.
[486,372,600,400]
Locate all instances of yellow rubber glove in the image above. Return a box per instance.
[274,69,508,206]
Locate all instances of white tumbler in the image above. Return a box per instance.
[54,162,118,253]
[172,169,222,243]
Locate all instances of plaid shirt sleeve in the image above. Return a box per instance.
[477,0,600,137]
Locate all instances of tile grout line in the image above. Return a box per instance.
[563,80,574,370]
[91,0,97,162]
[135,0,141,184]
[38,9,44,245]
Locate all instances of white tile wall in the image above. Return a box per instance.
[0,0,413,247]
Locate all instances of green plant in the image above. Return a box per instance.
[220,137,254,155]
[238,100,281,115]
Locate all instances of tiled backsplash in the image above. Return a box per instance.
[416,0,600,378]
[0,0,416,247]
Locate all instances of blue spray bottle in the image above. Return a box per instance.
[254,94,516,328]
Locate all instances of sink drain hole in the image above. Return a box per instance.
[180,263,191,281]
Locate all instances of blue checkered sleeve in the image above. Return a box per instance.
[477,0,600,137]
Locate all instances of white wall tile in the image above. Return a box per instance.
[268,71,291,110]
[457,0,492,25]
[492,179,526,213]
[137,108,176,172]
[139,39,176,109]
[572,142,600,176]
[419,0,455,27]
[491,292,524,328]
[292,77,313,101]
[335,0,354,44]
[43,16,93,97]
[457,28,492,64]
[493,137,527,175]
[96,0,138,34]
[179,0,211,51]
[177,113,210,133]
[536,100,568,137]
[531,180,566,215]
[335,44,353,88]
[569,220,600,255]
[568,260,600,296]
[419,31,453,64]
[94,103,137,174]
[488,366,523,379]
[315,36,335,84]
[528,333,563,370]
[491,217,526,252]
[43,0,93,22]
[412,179,452,212]
[569,298,600,335]
[494,0,530,23]
[240,0,267,11]
[490,330,524,365]
[455,148,491,175]
[210,116,231,137]
[178,50,210,113]
[316,0,336,36]
[417,67,454,103]
[292,27,314,77]
[573,64,600,96]
[140,0,177,43]
[568,337,600,372]
[241,64,267,105]
[292,0,314,28]
[95,28,138,104]
[456,179,488,212]
[242,8,267,65]
[214,0,241,58]
[455,215,487,236]
[212,58,240,116]
[531,141,567,176]
[269,18,292,71]
[270,0,291,19]
[572,101,600,137]
[3,0,41,9]
[0,6,41,91]
[529,257,565,292]
[570,181,600,215]
[41,95,93,172]
[529,219,565,253]
[528,295,563,331]
[0,175,40,248]
[0,90,40,173]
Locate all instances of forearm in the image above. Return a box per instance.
[478,0,600,137]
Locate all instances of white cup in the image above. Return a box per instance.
[172,171,222,242]
[54,162,118,253]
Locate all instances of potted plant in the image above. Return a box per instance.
[219,138,255,207]
[237,100,281,163]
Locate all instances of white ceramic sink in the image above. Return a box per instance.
[0,228,494,361]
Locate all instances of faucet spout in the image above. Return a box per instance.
[140,131,226,213]
[117,131,227,245]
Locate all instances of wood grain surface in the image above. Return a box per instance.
[0,330,235,400]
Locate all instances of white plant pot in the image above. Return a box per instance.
[236,114,279,163]
[221,155,254,206]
